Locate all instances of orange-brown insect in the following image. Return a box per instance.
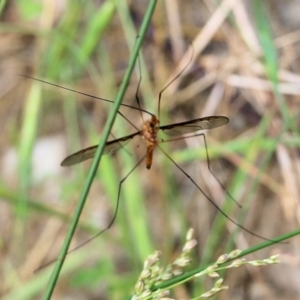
[21,51,276,267]
[60,114,229,170]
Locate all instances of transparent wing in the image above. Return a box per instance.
[61,132,139,166]
[160,116,229,136]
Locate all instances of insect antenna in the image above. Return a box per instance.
[157,45,194,121]
[20,74,154,134]
[19,74,153,118]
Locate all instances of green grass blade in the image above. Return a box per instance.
[122,228,300,300]
[43,1,157,298]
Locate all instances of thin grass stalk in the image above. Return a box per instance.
[123,228,300,300]
[43,1,157,298]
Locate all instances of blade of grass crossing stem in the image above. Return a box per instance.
[43,1,157,298]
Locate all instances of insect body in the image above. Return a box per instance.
[60,112,277,242]
[61,115,228,170]
[21,48,278,269]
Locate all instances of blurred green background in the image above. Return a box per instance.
[1,0,300,299]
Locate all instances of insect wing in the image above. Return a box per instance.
[160,116,229,136]
[61,132,139,166]
[61,145,98,166]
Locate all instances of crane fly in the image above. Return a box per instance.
[57,72,275,244]
[21,51,280,271]
[60,115,228,169]
[59,110,276,245]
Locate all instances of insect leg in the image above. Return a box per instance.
[160,132,241,207]
[156,144,282,243]
[35,154,146,272]
[198,133,241,207]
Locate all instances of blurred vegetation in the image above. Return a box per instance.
[1,0,300,299]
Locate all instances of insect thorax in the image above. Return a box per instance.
[142,116,159,143]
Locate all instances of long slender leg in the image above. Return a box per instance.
[160,132,241,207]
[199,133,241,206]
[157,144,281,242]
[35,155,146,272]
